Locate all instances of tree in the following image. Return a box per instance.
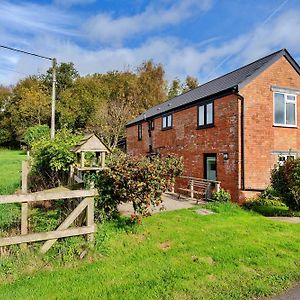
[0,86,13,144]
[167,78,182,99]
[136,60,166,113]
[8,77,51,140]
[42,62,79,99]
[183,75,198,92]
[86,71,138,149]
[57,75,103,130]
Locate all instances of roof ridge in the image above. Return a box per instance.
[183,49,284,94]
[127,48,291,126]
[145,49,285,112]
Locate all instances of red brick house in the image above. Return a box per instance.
[126,49,300,201]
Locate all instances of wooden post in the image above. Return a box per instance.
[86,196,95,244]
[190,179,194,199]
[101,152,105,168]
[171,183,175,193]
[81,152,85,168]
[216,182,220,192]
[21,160,29,250]
[21,160,29,194]
[69,165,74,185]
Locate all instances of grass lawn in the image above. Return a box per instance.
[0,149,26,228]
[0,204,300,299]
[0,149,26,195]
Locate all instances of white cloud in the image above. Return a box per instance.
[238,10,300,64]
[84,0,213,44]
[0,1,79,37]
[0,1,300,88]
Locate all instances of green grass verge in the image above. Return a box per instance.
[0,149,26,229]
[0,203,300,299]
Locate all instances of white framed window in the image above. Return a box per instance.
[198,101,214,128]
[162,113,172,129]
[278,154,296,166]
[274,92,297,127]
[138,124,142,140]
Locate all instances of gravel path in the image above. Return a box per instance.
[268,217,300,224]
[270,283,300,300]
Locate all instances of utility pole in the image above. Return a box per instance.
[51,58,57,140]
[0,45,57,140]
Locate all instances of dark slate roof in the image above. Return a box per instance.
[127,48,300,126]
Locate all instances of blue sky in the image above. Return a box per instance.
[1,0,300,85]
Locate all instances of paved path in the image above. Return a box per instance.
[270,283,300,300]
[268,217,300,224]
[118,192,202,216]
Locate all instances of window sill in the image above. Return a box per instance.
[197,124,215,130]
[161,127,172,131]
[273,124,298,129]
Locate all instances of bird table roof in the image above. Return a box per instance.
[72,134,110,153]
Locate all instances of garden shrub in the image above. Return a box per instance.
[29,128,82,190]
[211,188,231,202]
[244,196,290,216]
[271,158,300,211]
[24,124,50,148]
[89,154,183,220]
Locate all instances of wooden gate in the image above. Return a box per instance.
[0,188,98,253]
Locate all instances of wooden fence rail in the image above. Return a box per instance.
[0,188,98,253]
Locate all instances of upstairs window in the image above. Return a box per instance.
[274,93,296,127]
[198,101,214,128]
[150,119,155,130]
[162,113,172,130]
[138,124,142,140]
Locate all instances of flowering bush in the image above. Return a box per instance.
[90,154,183,220]
[271,158,300,211]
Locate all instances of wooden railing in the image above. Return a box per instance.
[177,176,221,201]
[0,188,98,253]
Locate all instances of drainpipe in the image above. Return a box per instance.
[238,94,245,190]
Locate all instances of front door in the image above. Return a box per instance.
[204,154,217,181]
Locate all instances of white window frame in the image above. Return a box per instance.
[162,113,172,130]
[278,153,296,166]
[197,101,214,128]
[273,92,297,127]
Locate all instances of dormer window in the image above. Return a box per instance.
[162,113,172,130]
[274,92,297,127]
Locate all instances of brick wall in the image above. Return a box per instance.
[127,56,300,202]
[240,56,300,192]
[127,93,241,200]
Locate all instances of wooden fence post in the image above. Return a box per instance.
[190,179,194,199]
[86,196,95,243]
[101,152,105,168]
[171,183,175,193]
[21,160,29,250]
